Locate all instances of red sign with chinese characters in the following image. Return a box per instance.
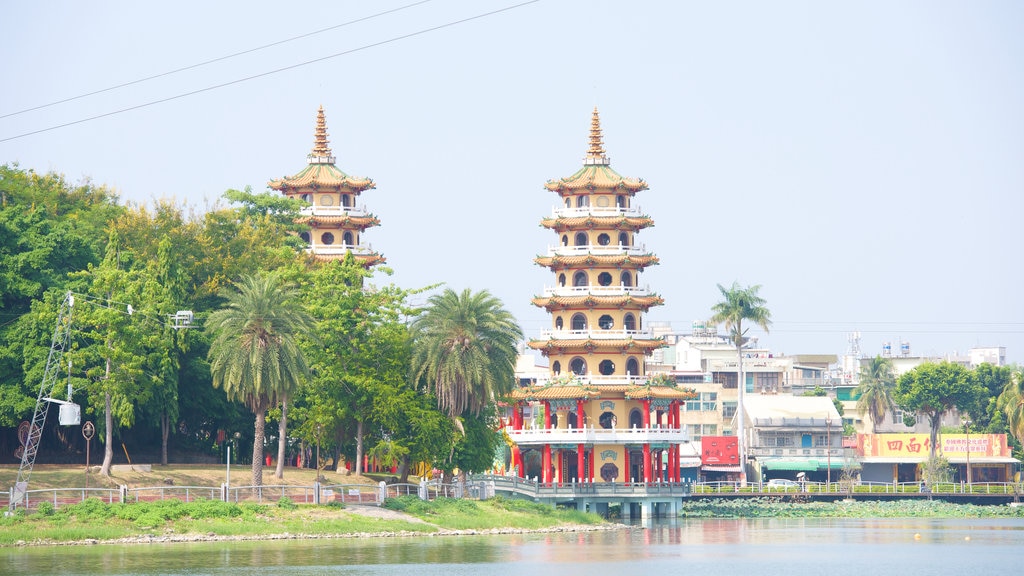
[702,436,740,465]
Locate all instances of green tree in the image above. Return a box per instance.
[973,363,1012,433]
[855,355,896,433]
[206,273,314,486]
[997,368,1024,452]
[894,361,985,462]
[709,281,771,482]
[410,288,523,420]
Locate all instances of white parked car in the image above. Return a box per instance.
[766,478,800,490]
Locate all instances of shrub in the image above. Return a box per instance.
[276,496,297,510]
[35,501,55,517]
[134,511,166,529]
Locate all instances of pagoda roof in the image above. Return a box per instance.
[541,215,654,232]
[527,337,664,354]
[268,106,375,193]
[531,293,664,311]
[508,383,696,401]
[534,253,659,270]
[299,214,380,231]
[544,108,648,194]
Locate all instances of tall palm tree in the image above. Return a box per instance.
[206,273,313,487]
[855,355,896,432]
[410,288,523,420]
[998,368,1024,446]
[709,282,771,483]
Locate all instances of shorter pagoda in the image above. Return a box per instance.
[269,106,384,266]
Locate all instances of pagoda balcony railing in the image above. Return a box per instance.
[546,244,649,257]
[506,425,689,445]
[541,285,652,297]
[307,243,376,255]
[300,205,368,217]
[550,205,643,218]
[535,374,649,387]
[538,329,654,339]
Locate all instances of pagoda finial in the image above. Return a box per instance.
[308,105,336,165]
[584,107,610,165]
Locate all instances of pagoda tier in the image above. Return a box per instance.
[527,336,664,354]
[533,253,660,270]
[540,215,654,232]
[269,106,384,266]
[531,293,664,312]
[509,383,697,402]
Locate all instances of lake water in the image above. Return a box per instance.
[3,517,1023,575]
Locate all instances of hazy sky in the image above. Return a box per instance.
[3,1,1022,363]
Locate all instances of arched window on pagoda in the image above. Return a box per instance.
[618,232,629,246]
[626,357,640,376]
[341,194,351,208]
[342,231,354,246]
[555,316,563,330]
[573,271,587,287]
[571,313,587,331]
[321,232,335,245]
[629,409,643,429]
[552,361,561,375]
[621,271,633,287]
[558,273,566,287]
[576,195,589,208]
[574,232,587,247]
[624,313,637,332]
[299,231,311,244]
[599,359,615,375]
[561,235,568,247]
[568,411,579,428]
[300,193,312,204]
[565,198,571,208]
[569,357,587,375]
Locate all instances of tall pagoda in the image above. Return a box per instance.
[269,106,384,266]
[507,108,695,485]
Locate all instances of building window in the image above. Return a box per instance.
[599,412,615,429]
[565,198,571,208]
[299,231,311,244]
[616,195,626,208]
[342,194,351,207]
[571,313,587,331]
[576,195,589,208]
[714,372,738,389]
[685,392,718,412]
[598,314,614,329]
[558,273,566,287]
[624,313,637,331]
[552,361,561,375]
[621,271,633,287]
[626,357,639,375]
[722,401,737,420]
[574,232,588,246]
[569,357,586,375]
[561,235,568,247]
[599,360,615,375]
[555,316,563,330]
[758,372,780,393]
[618,232,629,246]
[343,231,354,245]
[573,272,587,287]
[598,272,612,286]
[597,233,610,246]
[300,193,312,203]
[321,232,335,245]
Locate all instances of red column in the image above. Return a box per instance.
[624,449,631,482]
[556,449,563,485]
[577,399,584,428]
[577,443,585,482]
[642,400,651,428]
[643,444,652,483]
[542,444,552,483]
[589,446,595,482]
[544,402,552,429]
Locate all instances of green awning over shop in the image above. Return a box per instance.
[760,458,854,471]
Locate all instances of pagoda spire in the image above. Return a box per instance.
[308,105,336,165]
[585,107,610,166]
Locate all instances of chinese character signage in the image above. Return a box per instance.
[858,433,1010,458]
[702,435,739,465]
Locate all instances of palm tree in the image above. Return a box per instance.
[206,273,314,487]
[998,368,1024,446]
[709,282,771,483]
[855,355,896,432]
[410,288,523,420]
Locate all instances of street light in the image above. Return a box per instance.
[963,419,972,487]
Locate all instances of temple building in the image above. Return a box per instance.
[507,108,696,485]
[269,106,385,266]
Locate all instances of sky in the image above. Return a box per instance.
[2,1,1022,364]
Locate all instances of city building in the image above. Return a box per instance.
[744,395,846,483]
[269,106,385,266]
[506,108,696,486]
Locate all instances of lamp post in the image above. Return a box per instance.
[826,414,832,492]
[963,419,972,488]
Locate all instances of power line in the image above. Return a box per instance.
[0,0,433,120]
[0,0,540,144]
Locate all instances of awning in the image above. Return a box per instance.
[759,458,855,471]
[680,458,702,468]
[702,465,743,472]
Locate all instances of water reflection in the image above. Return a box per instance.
[3,518,1023,575]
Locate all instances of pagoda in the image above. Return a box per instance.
[269,106,384,266]
[507,108,695,486]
